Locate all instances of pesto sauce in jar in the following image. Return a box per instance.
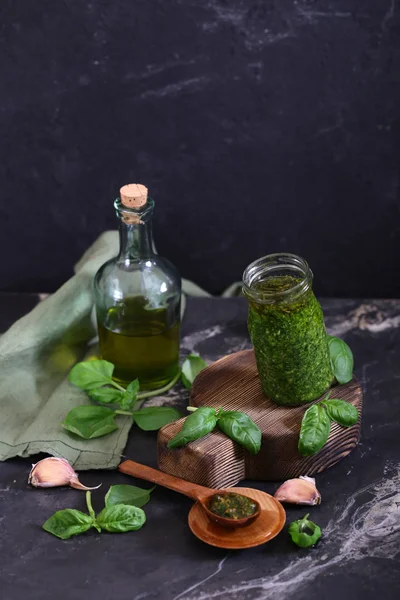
[208,493,258,520]
[247,275,333,406]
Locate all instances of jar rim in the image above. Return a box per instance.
[242,253,313,304]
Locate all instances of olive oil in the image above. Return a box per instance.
[208,493,258,520]
[94,184,181,390]
[98,296,180,389]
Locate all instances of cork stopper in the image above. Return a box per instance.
[120,184,148,209]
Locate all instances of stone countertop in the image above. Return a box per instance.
[0,294,399,600]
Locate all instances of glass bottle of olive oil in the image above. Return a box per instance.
[94,184,181,390]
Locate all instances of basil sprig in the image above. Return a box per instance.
[168,406,262,454]
[327,336,354,384]
[62,403,181,440]
[298,393,359,456]
[62,352,210,440]
[42,485,154,540]
[288,513,322,548]
[43,488,148,540]
[298,335,356,455]
[62,360,182,439]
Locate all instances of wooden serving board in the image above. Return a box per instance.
[157,350,363,487]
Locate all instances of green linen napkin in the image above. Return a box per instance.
[0,231,220,470]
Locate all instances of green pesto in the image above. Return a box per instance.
[208,493,258,520]
[247,276,333,406]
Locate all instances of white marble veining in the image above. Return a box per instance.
[199,0,296,50]
[381,0,396,31]
[181,324,224,354]
[172,556,230,600]
[326,302,400,336]
[177,464,400,599]
[140,76,212,100]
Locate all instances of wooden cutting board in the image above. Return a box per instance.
[157,350,363,487]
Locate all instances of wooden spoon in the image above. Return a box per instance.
[118,459,261,528]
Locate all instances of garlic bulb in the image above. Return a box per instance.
[274,476,321,505]
[28,457,101,491]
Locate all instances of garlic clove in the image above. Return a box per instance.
[29,457,74,487]
[274,475,321,505]
[28,457,101,491]
[69,476,101,491]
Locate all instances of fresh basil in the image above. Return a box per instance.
[321,398,358,427]
[42,489,147,540]
[181,354,207,389]
[134,406,182,431]
[42,509,94,540]
[65,355,205,441]
[119,379,140,410]
[96,504,146,533]
[105,485,155,509]
[298,404,331,456]
[61,405,118,439]
[327,336,354,384]
[88,387,123,404]
[68,360,115,390]
[288,513,322,548]
[167,407,262,452]
[217,410,261,455]
[168,407,218,448]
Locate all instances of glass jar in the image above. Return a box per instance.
[94,186,181,390]
[242,253,333,406]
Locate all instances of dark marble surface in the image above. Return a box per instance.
[1,1,400,297]
[0,294,399,600]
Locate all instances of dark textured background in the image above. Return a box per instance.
[1,0,399,296]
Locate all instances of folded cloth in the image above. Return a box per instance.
[0,232,224,470]
[0,231,242,469]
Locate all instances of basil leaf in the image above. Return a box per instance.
[181,354,207,389]
[105,485,155,509]
[133,406,182,431]
[321,399,358,427]
[168,407,217,448]
[327,336,354,385]
[298,404,331,456]
[42,509,94,540]
[68,360,114,390]
[62,405,118,439]
[217,411,262,455]
[288,513,322,548]
[119,379,139,411]
[88,387,123,404]
[96,504,146,533]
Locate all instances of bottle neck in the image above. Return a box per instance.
[115,198,155,261]
[118,220,154,260]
